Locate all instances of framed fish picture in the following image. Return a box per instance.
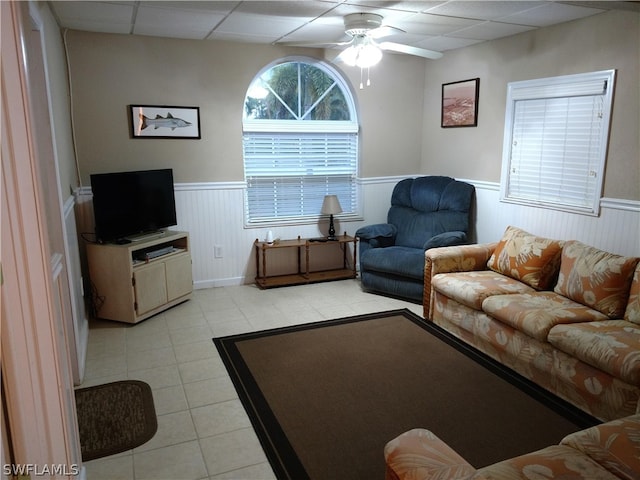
[130,105,201,139]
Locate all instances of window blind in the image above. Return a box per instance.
[501,70,615,215]
[244,132,358,223]
[508,95,602,209]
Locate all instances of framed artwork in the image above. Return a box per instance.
[441,78,480,128]
[130,105,201,139]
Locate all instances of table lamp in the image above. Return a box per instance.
[321,195,343,240]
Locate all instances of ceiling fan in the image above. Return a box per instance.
[283,13,443,68]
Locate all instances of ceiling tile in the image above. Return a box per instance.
[140,1,238,13]
[398,12,481,35]
[206,31,281,43]
[276,17,350,44]
[324,3,416,25]
[50,1,134,32]
[422,1,546,21]
[448,21,536,41]
[415,35,484,52]
[134,4,226,39]
[214,11,308,41]
[234,1,338,17]
[498,2,606,27]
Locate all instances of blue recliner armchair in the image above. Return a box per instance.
[356,176,475,303]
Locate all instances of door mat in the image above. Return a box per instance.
[75,380,157,461]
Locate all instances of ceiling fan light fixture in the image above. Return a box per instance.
[340,45,359,67]
[355,43,382,68]
[342,36,382,68]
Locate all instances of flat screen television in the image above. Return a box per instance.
[90,169,177,243]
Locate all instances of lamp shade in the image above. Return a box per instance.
[321,195,343,215]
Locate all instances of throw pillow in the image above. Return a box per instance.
[554,240,640,319]
[487,226,563,290]
[624,264,640,325]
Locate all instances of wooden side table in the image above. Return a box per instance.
[254,233,357,288]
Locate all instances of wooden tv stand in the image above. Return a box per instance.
[254,234,357,288]
[86,230,193,323]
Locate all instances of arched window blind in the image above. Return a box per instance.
[500,70,615,216]
[243,59,359,226]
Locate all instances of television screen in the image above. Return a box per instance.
[90,169,177,243]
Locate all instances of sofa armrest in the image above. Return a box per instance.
[560,414,640,480]
[384,428,476,480]
[423,242,498,319]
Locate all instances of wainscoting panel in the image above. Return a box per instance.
[470,181,640,257]
[77,178,638,291]
[63,195,88,385]
[173,182,378,288]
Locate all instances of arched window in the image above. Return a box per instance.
[243,58,359,226]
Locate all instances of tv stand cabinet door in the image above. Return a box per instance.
[134,262,168,315]
[165,253,193,301]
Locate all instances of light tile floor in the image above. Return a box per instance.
[81,279,422,480]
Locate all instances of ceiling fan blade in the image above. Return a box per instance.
[277,40,352,49]
[369,25,405,39]
[378,42,443,60]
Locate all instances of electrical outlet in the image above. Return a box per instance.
[214,245,223,258]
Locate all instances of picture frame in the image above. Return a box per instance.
[130,105,201,139]
[441,78,480,128]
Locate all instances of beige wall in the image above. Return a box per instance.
[65,31,425,184]
[65,10,638,199]
[420,10,639,201]
[338,52,426,177]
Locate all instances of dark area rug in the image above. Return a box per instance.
[75,380,158,461]
[214,309,598,480]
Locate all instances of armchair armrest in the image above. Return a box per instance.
[423,231,468,250]
[356,224,397,254]
[356,223,397,241]
[384,428,476,480]
[423,242,498,319]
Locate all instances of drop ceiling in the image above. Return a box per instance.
[48,1,638,54]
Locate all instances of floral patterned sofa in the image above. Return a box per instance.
[423,226,640,421]
[385,414,640,480]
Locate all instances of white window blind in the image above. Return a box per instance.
[501,70,615,215]
[244,132,358,222]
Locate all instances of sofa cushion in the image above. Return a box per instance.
[360,246,425,280]
[548,320,640,385]
[624,263,640,325]
[487,226,563,290]
[554,241,639,318]
[482,292,608,342]
[561,414,640,480]
[476,445,618,479]
[431,271,535,311]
